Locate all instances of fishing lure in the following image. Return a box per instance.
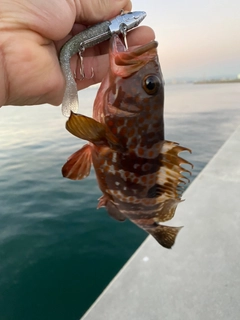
[60,11,146,117]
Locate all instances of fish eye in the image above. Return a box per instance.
[142,75,160,95]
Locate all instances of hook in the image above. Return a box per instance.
[121,25,128,49]
[74,45,94,81]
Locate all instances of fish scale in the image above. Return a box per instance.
[62,34,192,249]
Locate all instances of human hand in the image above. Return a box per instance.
[0,0,155,107]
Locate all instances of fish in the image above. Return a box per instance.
[62,34,192,249]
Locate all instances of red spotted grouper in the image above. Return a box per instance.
[62,34,192,249]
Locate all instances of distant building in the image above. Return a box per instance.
[237,74,240,80]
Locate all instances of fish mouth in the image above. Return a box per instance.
[111,34,158,56]
[110,34,158,76]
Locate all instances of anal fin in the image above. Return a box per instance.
[145,224,182,249]
[62,144,92,180]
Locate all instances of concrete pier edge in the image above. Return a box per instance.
[81,124,240,320]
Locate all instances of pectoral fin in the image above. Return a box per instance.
[62,144,92,180]
[66,112,119,148]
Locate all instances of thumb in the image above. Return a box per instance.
[75,0,132,24]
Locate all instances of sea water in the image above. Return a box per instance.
[0,83,239,320]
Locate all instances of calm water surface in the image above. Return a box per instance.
[0,84,240,320]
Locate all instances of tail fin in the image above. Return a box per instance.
[145,224,182,249]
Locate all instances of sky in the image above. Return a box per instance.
[131,0,240,80]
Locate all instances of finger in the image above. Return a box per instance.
[75,54,109,90]
[55,17,154,55]
[128,26,155,45]
[80,25,155,57]
[75,26,155,90]
[54,24,87,53]
[75,0,132,24]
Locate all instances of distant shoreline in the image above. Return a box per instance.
[194,79,240,84]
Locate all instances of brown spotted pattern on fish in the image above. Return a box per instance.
[62,34,192,249]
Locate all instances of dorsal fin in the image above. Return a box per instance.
[153,199,182,223]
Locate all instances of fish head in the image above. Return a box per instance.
[91,34,166,147]
[91,34,165,150]
[106,34,164,117]
[110,34,160,77]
